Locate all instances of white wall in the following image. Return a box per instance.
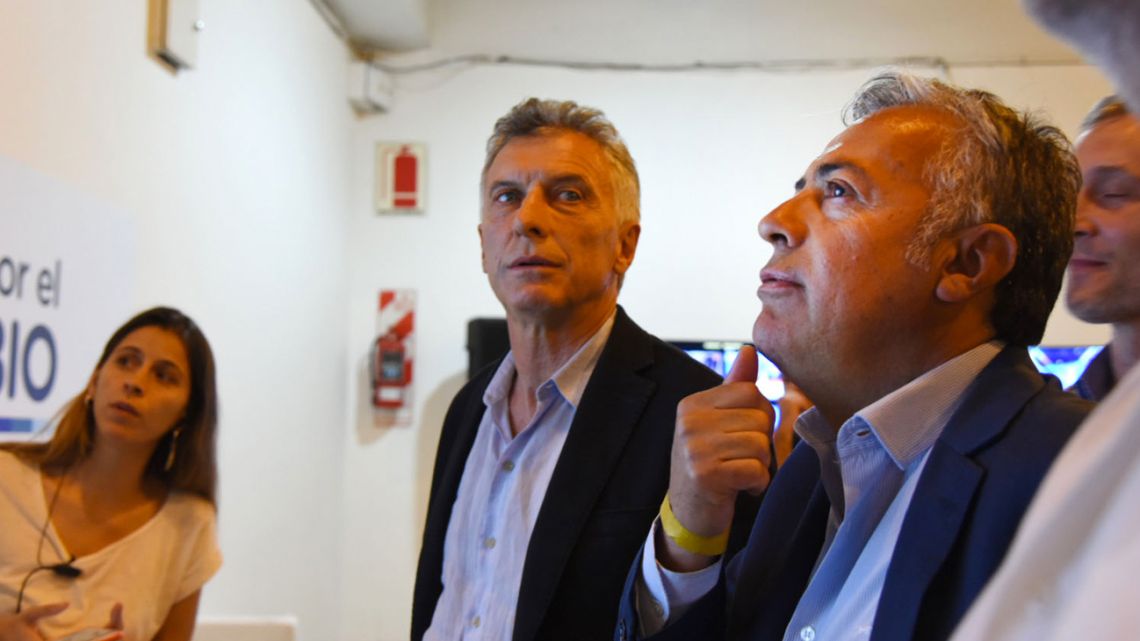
[0,2,352,640]
[342,61,1114,640]
[0,4,1118,640]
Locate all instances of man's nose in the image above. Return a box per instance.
[758,195,807,250]
[1073,197,1097,238]
[513,190,552,237]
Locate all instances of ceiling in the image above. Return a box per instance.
[321,0,1081,67]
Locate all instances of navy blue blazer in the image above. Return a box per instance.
[615,346,1092,641]
[412,307,758,641]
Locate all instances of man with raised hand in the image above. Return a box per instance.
[614,71,1092,641]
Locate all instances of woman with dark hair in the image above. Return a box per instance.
[0,307,222,641]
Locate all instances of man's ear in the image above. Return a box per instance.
[934,223,1018,303]
[477,223,488,274]
[613,222,641,276]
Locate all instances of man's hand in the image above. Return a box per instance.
[659,345,775,571]
[0,603,68,641]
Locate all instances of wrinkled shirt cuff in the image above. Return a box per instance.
[635,518,723,635]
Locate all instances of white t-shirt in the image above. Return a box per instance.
[0,451,223,641]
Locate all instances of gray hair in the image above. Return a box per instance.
[844,71,1081,346]
[480,98,640,225]
[1080,95,1130,134]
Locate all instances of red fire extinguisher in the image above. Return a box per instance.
[372,332,408,409]
[393,146,418,208]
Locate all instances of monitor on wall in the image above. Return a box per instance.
[1028,344,1104,389]
[467,318,1105,395]
[668,340,786,401]
[670,340,1106,399]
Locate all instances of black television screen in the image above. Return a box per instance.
[672,340,1106,401]
[670,340,786,401]
[1028,344,1105,389]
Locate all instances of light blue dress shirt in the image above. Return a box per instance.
[424,315,615,641]
[639,342,1003,641]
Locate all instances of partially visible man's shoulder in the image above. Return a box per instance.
[433,359,499,454]
[447,359,500,409]
[1029,378,1096,426]
[609,308,723,392]
[644,333,724,391]
[988,378,1093,464]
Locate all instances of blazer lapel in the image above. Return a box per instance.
[871,347,1046,641]
[512,309,657,641]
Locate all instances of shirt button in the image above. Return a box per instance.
[471,616,481,628]
[652,599,664,617]
[800,625,816,641]
[502,460,515,472]
[484,537,496,549]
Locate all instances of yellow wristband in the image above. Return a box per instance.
[659,495,729,557]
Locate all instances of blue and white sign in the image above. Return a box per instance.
[0,155,135,439]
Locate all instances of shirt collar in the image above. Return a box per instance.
[482,311,616,411]
[797,341,1004,469]
[549,313,616,409]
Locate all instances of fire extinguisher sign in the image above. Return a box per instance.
[375,142,426,214]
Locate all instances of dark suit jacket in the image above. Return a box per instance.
[412,307,758,641]
[615,346,1093,641]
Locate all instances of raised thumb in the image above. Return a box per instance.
[726,345,759,384]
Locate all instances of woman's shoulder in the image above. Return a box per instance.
[163,490,218,524]
[0,447,38,477]
[160,491,223,570]
[0,449,44,519]
[138,491,219,556]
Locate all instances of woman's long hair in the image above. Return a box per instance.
[1,307,219,506]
